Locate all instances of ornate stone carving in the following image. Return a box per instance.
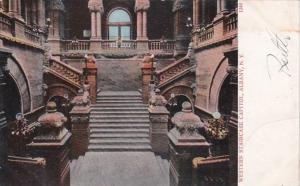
[88,0,104,13]
[135,0,150,12]
[171,102,204,136]
[149,89,167,107]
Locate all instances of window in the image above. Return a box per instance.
[108,9,131,40]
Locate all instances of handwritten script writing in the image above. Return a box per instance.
[266,30,291,79]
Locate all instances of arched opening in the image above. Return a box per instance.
[218,76,235,116]
[166,95,193,117]
[107,8,132,40]
[4,75,21,122]
[48,96,71,130]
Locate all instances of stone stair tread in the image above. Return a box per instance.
[90,119,150,123]
[93,104,147,107]
[88,144,152,151]
[96,100,143,103]
[90,115,149,118]
[90,124,149,128]
[97,97,142,100]
[98,91,141,96]
[90,133,149,138]
[91,128,149,132]
[91,111,148,114]
[90,138,150,143]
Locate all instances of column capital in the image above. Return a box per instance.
[49,0,65,12]
[135,0,150,12]
[88,0,104,14]
[172,0,188,12]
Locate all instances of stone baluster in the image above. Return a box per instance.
[27,102,71,186]
[141,53,154,104]
[70,88,91,158]
[168,102,210,186]
[0,42,11,185]
[148,89,169,155]
[83,55,97,104]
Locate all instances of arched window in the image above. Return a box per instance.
[108,8,131,40]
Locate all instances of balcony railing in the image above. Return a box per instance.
[194,11,237,48]
[0,12,12,35]
[101,40,137,50]
[0,12,43,47]
[62,40,90,51]
[148,40,175,53]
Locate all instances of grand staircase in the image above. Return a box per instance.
[88,91,151,151]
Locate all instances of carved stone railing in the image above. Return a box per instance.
[24,25,41,44]
[48,58,82,87]
[193,11,237,48]
[62,40,91,51]
[100,40,137,50]
[0,12,12,35]
[224,11,238,34]
[156,57,191,85]
[148,40,175,53]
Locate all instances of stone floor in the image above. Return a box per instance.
[70,152,169,186]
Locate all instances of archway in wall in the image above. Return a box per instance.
[218,76,234,116]
[4,75,21,122]
[166,95,193,117]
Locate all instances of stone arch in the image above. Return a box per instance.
[208,57,229,112]
[161,85,194,104]
[7,56,32,113]
[47,83,77,102]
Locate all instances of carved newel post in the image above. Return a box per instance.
[84,55,97,104]
[27,102,71,186]
[168,102,210,186]
[70,88,91,158]
[148,89,169,155]
[141,53,154,104]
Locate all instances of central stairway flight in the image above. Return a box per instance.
[88,91,151,151]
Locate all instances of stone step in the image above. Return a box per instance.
[89,133,149,139]
[90,119,150,123]
[89,138,150,145]
[88,144,152,152]
[90,128,149,134]
[91,107,148,111]
[90,111,149,115]
[90,123,149,129]
[98,91,141,97]
[90,115,149,119]
[97,97,142,101]
[96,100,143,104]
[93,103,147,107]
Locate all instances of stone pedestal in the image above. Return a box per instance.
[168,102,210,186]
[0,46,11,184]
[89,39,101,53]
[149,89,169,155]
[70,89,91,158]
[141,53,154,103]
[84,55,97,104]
[27,102,71,186]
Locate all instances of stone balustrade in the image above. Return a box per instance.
[148,40,175,52]
[62,40,91,51]
[48,58,83,86]
[0,12,44,47]
[193,11,237,48]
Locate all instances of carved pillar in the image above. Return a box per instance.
[168,102,210,186]
[193,0,200,27]
[141,53,154,104]
[8,0,21,19]
[70,88,91,158]
[135,0,149,51]
[31,0,38,25]
[142,11,147,39]
[136,11,142,40]
[0,44,11,185]
[27,102,71,186]
[88,0,104,52]
[173,0,190,58]
[84,55,97,104]
[149,89,169,155]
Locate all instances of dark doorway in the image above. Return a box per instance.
[4,75,21,122]
[218,76,236,116]
[166,95,192,117]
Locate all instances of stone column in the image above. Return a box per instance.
[31,0,37,25]
[0,43,11,185]
[173,0,190,58]
[70,88,91,158]
[168,102,210,186]
[84,55,97,104]
[88,0,104,52]
[141,53,154,104]
[136,11,142,40]
[148,89,169,155]
[142,11,148,39]
[8,0,21,18]
[27,102,71,186]
[37,0,45,27]
[193,0,200,27]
